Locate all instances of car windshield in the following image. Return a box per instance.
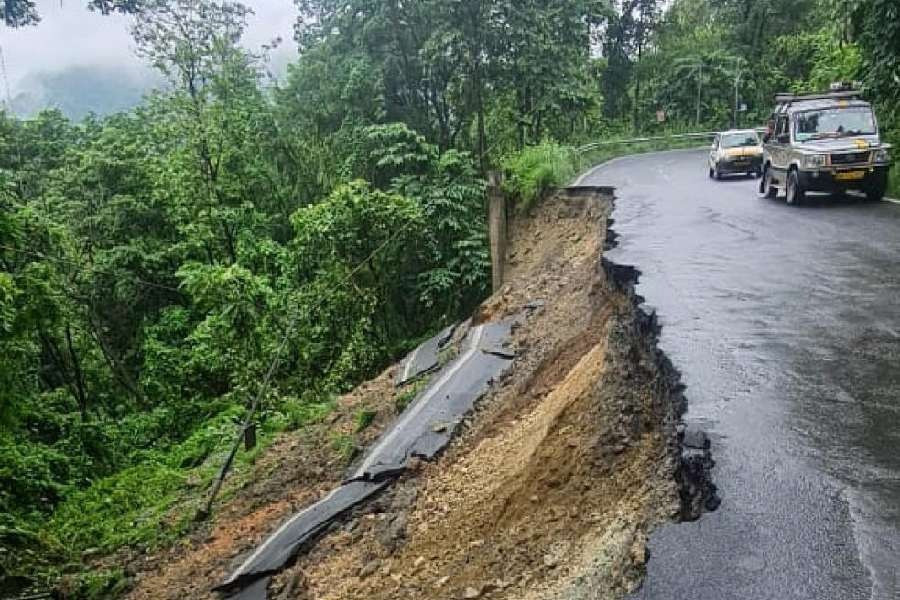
[794,107,876,141]
[721,133,759,148]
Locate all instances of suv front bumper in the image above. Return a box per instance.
[798,164,890,191]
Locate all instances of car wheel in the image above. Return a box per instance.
[759,167,777,199]
[714,164,722,180]
[786,170,805,205]
[866,188,885,202]
[865,179,887,202]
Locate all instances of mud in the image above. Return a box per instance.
[261,188,705,600]
[124,370,412,600]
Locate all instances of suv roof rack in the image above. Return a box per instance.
[774,90,864,105]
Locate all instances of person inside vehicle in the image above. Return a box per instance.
[763,119,775,143]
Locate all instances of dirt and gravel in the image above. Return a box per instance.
[124,368,408,599]
[125,187,693,600]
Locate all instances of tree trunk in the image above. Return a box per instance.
[87,310,146,407]
[65,324,89,421]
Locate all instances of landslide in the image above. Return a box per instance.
[267,189,683,600]
[126,188,684,600]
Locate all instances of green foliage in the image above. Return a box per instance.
[850,0,900,106]
[353,410,377,433]
[61,568,130,600]
[394,387,417,415]
[47,462,186,554]
[393,377,429,415]
[330,433,357,464]
[4,0,899,596]
[501,132,726,211]
[501,142,579,211]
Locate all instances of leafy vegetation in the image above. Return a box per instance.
[2,0,900,596]
[502,143,580,211]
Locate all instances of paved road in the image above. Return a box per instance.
[578,149,900,600]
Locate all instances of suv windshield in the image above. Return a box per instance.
[794,107,876,141]
[721,133,759,148]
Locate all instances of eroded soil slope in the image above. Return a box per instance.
[128,189,683,600]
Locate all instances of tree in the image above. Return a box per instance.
[2,0,141,27]
[850,0,900,107]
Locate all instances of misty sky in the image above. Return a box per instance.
[0,0,299,96]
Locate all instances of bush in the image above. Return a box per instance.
[500,133,712,212]
[45,462,187,555]
[501,142,580,211]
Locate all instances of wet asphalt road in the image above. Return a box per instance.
[578,149,900,600]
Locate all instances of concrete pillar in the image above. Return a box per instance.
[488,171,507,293]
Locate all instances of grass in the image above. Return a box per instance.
[330,432,357,463]
[501,142,579,212]
[500,134,711,211]
[16,395,337,599]
[353,409,377,433]
[394,378,428,414]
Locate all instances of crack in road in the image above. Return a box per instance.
[578,148,900,600]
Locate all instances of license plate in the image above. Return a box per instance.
[835,170,865,181]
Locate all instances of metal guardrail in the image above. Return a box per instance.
[577,129,768,154]
[576,131,718,154]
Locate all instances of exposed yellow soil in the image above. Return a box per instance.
[128,190,681,600]
[267,192,680,600]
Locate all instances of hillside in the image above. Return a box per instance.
[3,1,898,597]
[118,188,709,600]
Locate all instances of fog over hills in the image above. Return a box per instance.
[2,0,297,120]
[10,66,161,119]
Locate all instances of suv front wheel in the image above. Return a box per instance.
[786,170,805,205]
[865,177,887,202]
[759,167,777,199]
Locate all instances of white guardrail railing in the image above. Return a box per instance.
[576,128,768,154]
[576,131,718,154]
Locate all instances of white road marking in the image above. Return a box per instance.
[400,343,421,382]
[571,146,709,187]
[571,155,631,186]
[230,325,490,581]
[355,324,486,476]
[229,484,348,581]
[574,151,900,207]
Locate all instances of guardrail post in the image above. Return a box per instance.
[487,171,507,293]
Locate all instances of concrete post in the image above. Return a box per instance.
[488,171,507,293]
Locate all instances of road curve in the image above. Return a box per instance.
[577,149,900,600]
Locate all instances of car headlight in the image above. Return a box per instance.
[803,154,827,168]
[874,148,890,162]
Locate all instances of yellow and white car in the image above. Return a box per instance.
[708,129,763,179]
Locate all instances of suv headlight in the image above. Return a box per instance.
[803,154,827,168]
[874,148,891,163]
